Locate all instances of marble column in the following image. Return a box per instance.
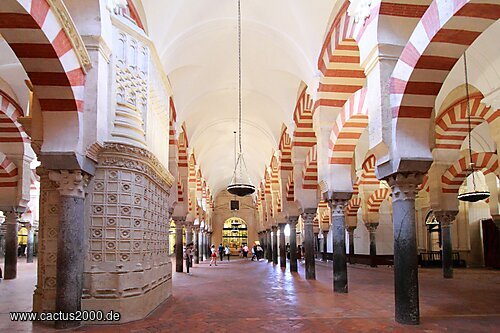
[322,230,328,262]
[3,210,19,280]
[185,225,193,245]
[328,195,351,293]
[288,217,299,272]
[434,211,458,279]
[279,224,286,268]
[26,223,34,263]
[272,226,278,265]
[266,229,272,262]
[194,227,200,265]
[200,230,205,261]
[386,172,423,325]
[366,223,379,267]
[302,209,316,280]
[346,226,356,262]
[314,232,319,258]
[207,231,212,254]
[173,217,185,273]
[49,170,89,329]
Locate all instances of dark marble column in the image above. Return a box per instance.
[386,173,423,325]
[328,194,351,293]
[185,225,193,245]
[207,231,212,255]
[302,209,316,280]
[26,223,34,263]
[200,230,205,261]
[266,229,272,262]
[434,211,458,279]
[314,233,319,258]
[322,230,328,262]
[272,226,278,265]
[173,217,185,273]
[279,224,286,268]
[346,226,356,261]
[288,217,298,272]
[49,170,89,329]
[366,223,379,267]
[194,227,200,264]
[3,210,19,280]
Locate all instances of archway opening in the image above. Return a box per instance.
[222,217,248,253]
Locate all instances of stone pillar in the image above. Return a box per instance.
[434,211,458,279]
[322,230,328,262]
[3,210,19,280]
[279,224,286,268]
[328,195,351,293]
[386,173,422,325]
[266,229,272,262]
[288,217,299,272]
[49,170,89,329]
[185,225,193,245]
[194,227,200,265]
[366,223,379,267]
[346,226,356,262]
[173,217,185,273]
[207,231,212,254]
[26,223,34,263]
[302,209,316,280]
[314,232,319,258]
[200,230,205,261]
[272,226,278,265]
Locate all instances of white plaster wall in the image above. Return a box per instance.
[377,199,393,255]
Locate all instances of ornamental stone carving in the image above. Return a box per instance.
[365,223,379,233]
[301,209,316,224]
[385,173,423,202]
[48,170,90,199]
[434,211,458,227]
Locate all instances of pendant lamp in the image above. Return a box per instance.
[457,51,490,203]
[227,0,256,197]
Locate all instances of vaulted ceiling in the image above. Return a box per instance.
[139,0,338,194]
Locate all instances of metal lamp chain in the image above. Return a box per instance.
[238,0,242,155]
[463,51,476,189]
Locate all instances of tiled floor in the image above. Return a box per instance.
[1,257,499,332]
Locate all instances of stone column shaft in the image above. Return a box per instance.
[185,226,193,245]
[322,230,328,262]
[49,170,89,329]
[302,210,316,280]
[434,211,458,279]
[387,173,422,325]
[266,229,272,262]
[194,228,200,264]
[3,211,19,280]
[329,196,350,293]
[26,224,34,263]
[272,226,278,265]
[173,218,185,273]
[347,226,356,261]
[366,223,379,267]
[288,218,298,272]
[279,224,286,268]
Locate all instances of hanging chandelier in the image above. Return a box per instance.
[227,0,256,197]
[457,51,490,203]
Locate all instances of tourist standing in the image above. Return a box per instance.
[243,244,249,259]
[225,245,231,261]
[210,244,218,266]
[185,243,193,275]
[218,243,224,261]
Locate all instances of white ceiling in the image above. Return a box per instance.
[140,0,337,194]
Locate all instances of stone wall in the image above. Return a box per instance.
[82,143,173,323]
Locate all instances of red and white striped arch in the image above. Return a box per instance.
[0,152,18,188]
[391,0,500,121]
[169,98,177,146]
[177,178,184,202]
[328,87,368,165]
[360,154,379,185]
[178,129,188,168]
[436,92,498,150]
[0,0,87,114]
[442,152,498,194]
[0,90,30,145]
[316,1,365,112]
[353,177,360,196]
[279,127,293,171]
[286,173,294,202]
[345,197,361,217]
[293,87,316,147]
[418,174,430,193]
[318,201,330,228]
[367,188,391,213]
[302,145,318,190]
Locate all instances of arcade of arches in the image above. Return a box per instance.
[0,0,499,331]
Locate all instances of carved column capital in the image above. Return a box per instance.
[434,211,458,227]
[301,208,316,224]
[172,216,186,228]
[385,172,424,202]
[287,215,299,226]
[2,209,22,224]
[328,199,350,217]
[271,225,278,232]
[365,223,379,233]
[48,170,90,199]
[346,226,356,233]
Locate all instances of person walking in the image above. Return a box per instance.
[185,243,193,275]
[251,244,257,261]
[218,243,224,261]
[210,244,218,266]
[225,245,231,261]
[256,244,264,260]
[243,244,249,259]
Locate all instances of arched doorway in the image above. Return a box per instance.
[222,217,248,253]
